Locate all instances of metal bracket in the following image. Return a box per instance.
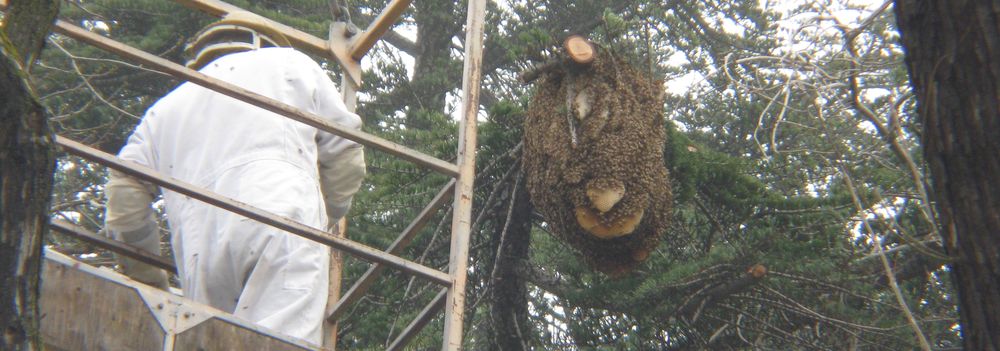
[329,22,363,87]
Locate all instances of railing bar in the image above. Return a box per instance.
[348,0,411,61]
[386,288,448,351]
[327,180,455,322]
[56,136,451,286]
[51,20,459,178]
[50,219,179,274]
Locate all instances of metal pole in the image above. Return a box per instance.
[325,217,346,350]
[387,288,448,351]
[55,136,452,287]
[340,75,359,113]
[441,0,487,349]
[50,219,178,274]
[348,0,412,60]
[324,64,362,350]
[327,181,454,322]
[51,20,457,178]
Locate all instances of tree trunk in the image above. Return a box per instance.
[410,0,461,117]
[0,0,60,350]
[487,171,532,351]
[894,1,1000,350]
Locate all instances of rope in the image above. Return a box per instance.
[329,0,352,24]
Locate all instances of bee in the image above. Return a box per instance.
[524,49,672,277]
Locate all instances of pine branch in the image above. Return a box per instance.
[520,260,768,318]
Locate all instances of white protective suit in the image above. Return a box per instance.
[104,47,365,345]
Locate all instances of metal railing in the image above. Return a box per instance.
[45,0,486,349]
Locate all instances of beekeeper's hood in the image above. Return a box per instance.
[184,11,291,70]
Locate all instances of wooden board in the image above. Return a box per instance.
[40,249,319,351]
[40,257,166,350]
[174,318,311,350]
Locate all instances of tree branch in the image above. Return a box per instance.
[521,260,767,319]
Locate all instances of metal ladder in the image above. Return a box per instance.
[46,0,487,349]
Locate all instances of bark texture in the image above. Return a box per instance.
[411,0,461,116]
[894,1,1000,350]
[487,173,532,351]
[0,0,60,350]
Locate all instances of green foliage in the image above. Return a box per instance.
[36,0,960,350]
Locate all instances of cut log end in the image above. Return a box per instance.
[520,35,596,84]
[564,35,595,64]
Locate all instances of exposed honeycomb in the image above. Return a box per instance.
[523,49,672,277]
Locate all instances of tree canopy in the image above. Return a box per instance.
[31,0,965,349]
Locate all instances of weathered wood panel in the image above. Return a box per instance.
[40,258,165,350]
[174,318,311,351]
[39,250,320,351]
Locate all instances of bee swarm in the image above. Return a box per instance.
[523,44,673,277]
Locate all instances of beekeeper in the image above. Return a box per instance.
[103,11,365,345]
